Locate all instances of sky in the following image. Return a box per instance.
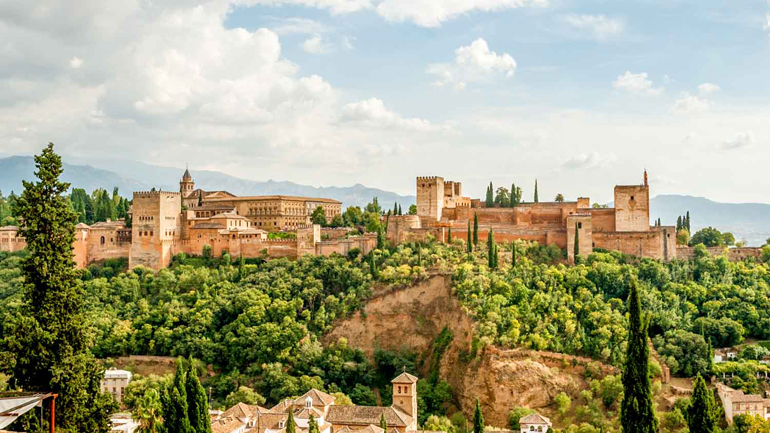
[0,0,769,203]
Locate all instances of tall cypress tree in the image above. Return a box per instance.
[485,183,494,207]
[687,373,716,433]
[4,143,117,432]
[473,399,484,433]
[487,230,495,269]
[534,179,539,203]
[287,410,297,433]
[163,358,192,433]
[473,213,479,246]
[686,211,691,232]
[398,204,402,215]
[574,223,580,260]
[511,242,517,268]
[370,252,378,278]
[380,413,388,432]
[394,202,399,215]
[467,221,472,254]
[309,414,320,433]
[447,227,452,244]
[186,357,212,433]
[677,216,682,231]
[620,280,658,433]
[510,183,516,207]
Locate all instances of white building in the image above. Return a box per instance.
[101,368,133,403]
[519,413,551,433]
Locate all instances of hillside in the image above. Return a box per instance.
[0,156,416,210]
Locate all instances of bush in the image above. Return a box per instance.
[554,392,571,416]
[508,407,536,429]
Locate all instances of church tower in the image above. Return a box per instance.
[180,166,195,198]
[391,372,418,425]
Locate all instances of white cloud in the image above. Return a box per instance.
[302,35,333,54]
[682,131,697,143]
[721,131,754,150]
[69,57,83,69]
[246,0,373,15]
[427,38,516,90]
[342,36,355,50]
[669,93,711,114]
[560,152,616,170]
[698,83,721,95]
[612,71,664,96]
[341,98,437,131]
[375,0,547,28]
[560,14,624,40]
[268,17,332,35]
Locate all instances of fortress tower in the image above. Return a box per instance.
[391,372,418,424]
[416,176,445,220]
[180,167,195,198]
[129,190,181,270]
[613,170,650,232]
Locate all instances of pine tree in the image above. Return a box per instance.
[287,410,296,433]
[380,412,388,432]
[473,399,484,433]
[186,357,212,433]
[574,223,580,260]
[534,179,539,203]
[620,280,658,433]
[309,414,320,433]
[467,221,472,254]
[686,373,716,433]
[5,143,117,432]
[473,213,479,246]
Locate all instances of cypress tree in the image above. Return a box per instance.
[447,227,452,244]
[309,414,320,433]
[487,230,495,269]
[287,410,296,433]
[686,211,691,232]
[398,204,402,215]
[370,252,378,278]
[473,213,479,246]
[620,280,658,433]
[467,221,473,254]
[394,202,399,215]
[185,357,212,433]
[534,179,539,203]
[473,399,484,433]
[574,223,580,260]
[377,229,385,250]
[485,183,494,207]
[677,216,682,231]
[687,373,717,433]
[510,183,516,207]
[380,412,388,432]
[198,190,203,207]
[163,358,192,433]
[511,242,517,268]
[5,143,117,432]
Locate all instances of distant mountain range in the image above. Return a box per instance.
[2,156,769,246]
[0,156,416,212]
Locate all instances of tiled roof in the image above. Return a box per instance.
[220,402,256,420]
[211,416,245,433]
[191,222,226,229]
[0,226,19,231]
[338,425,385,433]
[391,373,419,384]
[206,195,342,205]
[730,393,765,403]
[518,413,551,426]
[211,212,247,220]
[294,407,324,420]
[294,389,336,407]
[326,406,412,427]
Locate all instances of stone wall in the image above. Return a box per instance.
[129,191,182,270]
[0,227,26,253]
[593,229,673,260]
[587,208,616,232]
[676,246,763,261]
[566,214,593,263]
[417,176,444,220]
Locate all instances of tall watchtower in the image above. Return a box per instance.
[614,170,650,232]
[416,176,444,221]
[391,372,418,424]
[129,190,181,270]
[180,167,195,198]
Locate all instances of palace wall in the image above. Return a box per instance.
[614,185,650,232]
[676,246,763,261]
[129,191,182,271]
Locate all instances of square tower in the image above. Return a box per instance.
[129,191,181,270]
[614,185,650,232]
[391,372,418,424]
[416,176,444,221]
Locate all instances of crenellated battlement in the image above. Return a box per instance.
[416,176,441,182]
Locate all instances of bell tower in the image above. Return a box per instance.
[180,166,195,198]
[391,371,418,428]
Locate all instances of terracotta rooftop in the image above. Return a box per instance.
[391,372,419,384]
[338,425,385,433]
[210,212,247,220]
[326,406,412,427]
[0,226,20,231]
[294,389,336,407]
[211,416,245,433]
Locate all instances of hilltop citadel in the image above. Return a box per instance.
[0,169,763,268]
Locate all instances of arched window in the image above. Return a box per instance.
[100,236,105,245]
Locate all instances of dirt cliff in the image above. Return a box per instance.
[326,273,618,427]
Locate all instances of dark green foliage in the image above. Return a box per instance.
[473,213,478,247]
[398,204,402,215]
[485,183,493,207]
[686,374,716,433]
[349,383,378,406]
[380,413,388,431]
[487,230,495,269]
[620,280,658,433]
[574,223,580,259]
[467,221,472,254]
[473,399,484,433]
[534,179,538,203]
[163,358,192,433]
[2,143,117,432]
[689,227,727,247]
[370,252,379,278]
[309,414,320,433]
[408,205,417,215]
[652,330,711,377]
[185,357,212,433]
[287,409,296,433]
[377,229,386,249]
[511,242,516,267]
[311,206,327,226]
[447,227,452,244]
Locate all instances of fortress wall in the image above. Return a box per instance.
[593,230,667,260]
[321,228,352,240]
[614,185,650,232]
[587,209,617,232]
[130,191,182,270]
[86,228,131,263]
[387,215,422,244]
[676,246,763,261]
[450,227,567,248]
[0,231,26,253]
[315,235,377,257]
